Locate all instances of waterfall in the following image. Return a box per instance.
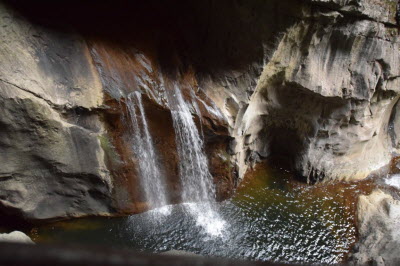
[168,84,226,237]
[126,91,170,215]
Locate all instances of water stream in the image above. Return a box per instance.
[125,84,226,235]
[167,84,226,236]
[126,91,169,214]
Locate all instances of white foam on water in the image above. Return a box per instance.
[184,203,227,238]
[385,174,400,189]
[132,205,173,225]
[154,205,173,216]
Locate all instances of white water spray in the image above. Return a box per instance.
[168,84,226,237]
[126,91,170,215]
[386,174,400,189]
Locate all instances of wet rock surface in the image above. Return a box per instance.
[0,0,235,221]
[0,3,400,265]
[352,189,400,265]
[0,2,113,221]
[232,0,400,182]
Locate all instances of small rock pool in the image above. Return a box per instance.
[30,163,375,264]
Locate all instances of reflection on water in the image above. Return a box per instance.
[30,163,375,264]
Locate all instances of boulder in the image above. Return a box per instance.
[0,231,34,244]
[351,189,400,265]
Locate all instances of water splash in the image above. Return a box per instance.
[185,203,227,238]
[167,84,226,237]
[385,174,400,189]
[126,91,170,215]
[32,163,359,263]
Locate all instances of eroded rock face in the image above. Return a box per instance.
[0,2,114,221]
[229,0,400,182]
[0,83,113,220]
[308,0,398,25]
[352,189,400,265]
[1,0,400,223]
[0,0,234,221]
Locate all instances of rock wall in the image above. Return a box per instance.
[0,2,113,220]
[0,0,235,221]
[228,0,400,182]
[1,0,400,222]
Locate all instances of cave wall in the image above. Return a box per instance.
[0,0,400,222]
[0,0,237,221]
[0,2,113,220]
[231,0,400,183]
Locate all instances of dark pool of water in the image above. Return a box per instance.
[30,164,374,264]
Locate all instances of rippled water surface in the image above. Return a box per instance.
[31,164,374,264]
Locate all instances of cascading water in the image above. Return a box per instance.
[167,84,226,237]
[126,91,170,215]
